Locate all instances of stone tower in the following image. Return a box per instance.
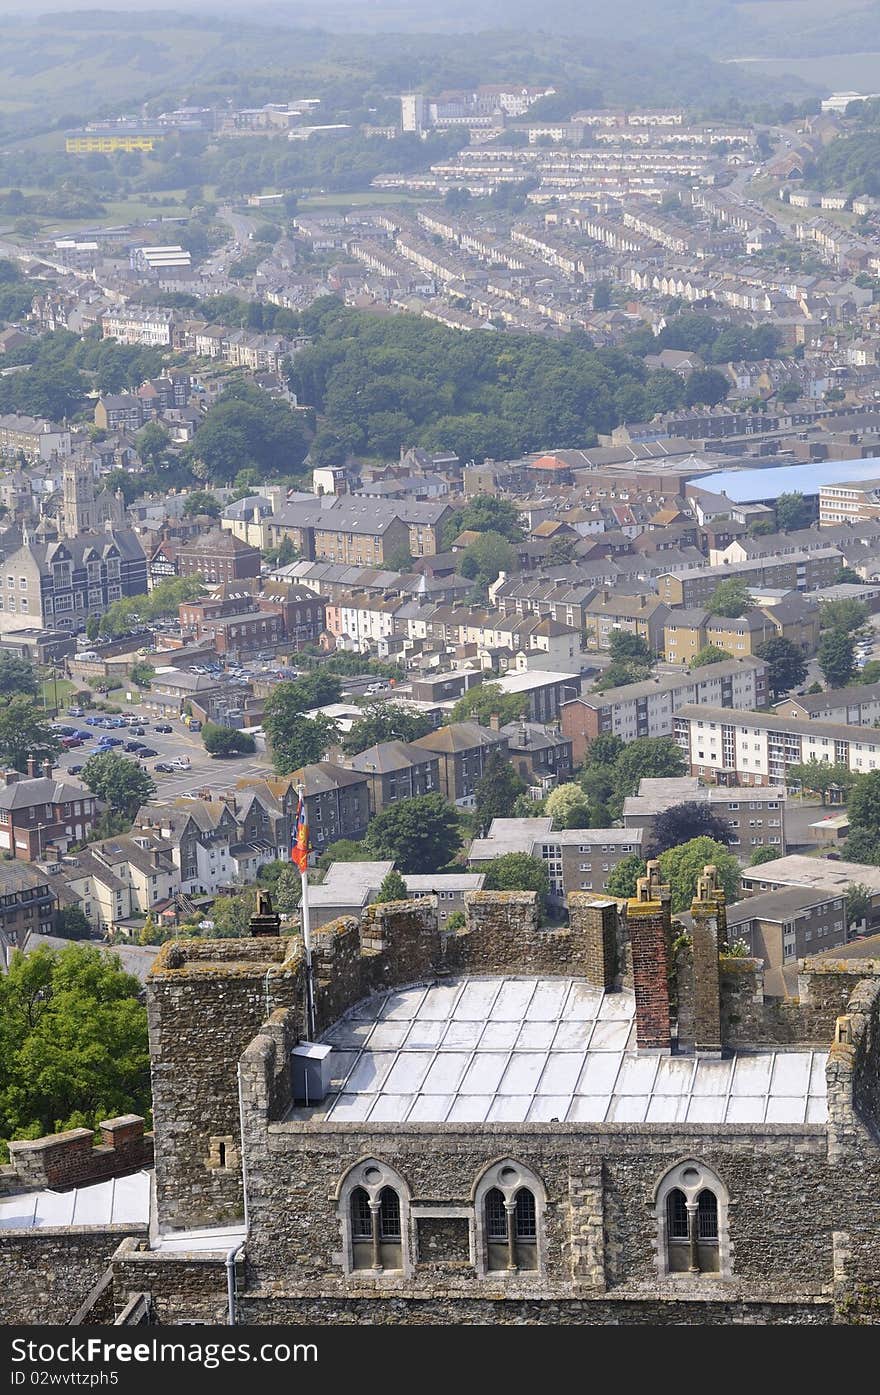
[62,457,125,538]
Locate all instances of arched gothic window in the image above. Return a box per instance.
[655,1161,727,1278]
[473,1161,545,1278]
[338,1161,410,1276]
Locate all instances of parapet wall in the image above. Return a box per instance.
[0,1116,152,1196]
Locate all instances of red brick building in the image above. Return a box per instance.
[175,530,261,585]
[0,761,98,860]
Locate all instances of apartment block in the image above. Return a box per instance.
[673,703,880,786]
[656,549,844,608]
[622,775,786,856]
[583,590,670,652]
[774,681,880,726]
[468,817,644,902]
[560,657,766,764]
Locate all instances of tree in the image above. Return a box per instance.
[443,497,524,546]
[835,566,863,585]
[449,682,527,726]
[364,793,461,873]
[684,368,729,407]
[593,661,652,692]
[860,659,880,685]
[651,802,731,855]
[545,782,592,829]
[707,579,754,618]
[786,757,854,806]
[53,906,92,940]
[604,853,645,900]
[85,615,100,642]
[818,629,856,689]
[316,839,366,871]
[592,279,612,310]
[274,864,302,917]
[375,869,408,903]
[267,713,339,776]
[128,661,154,690]
[775,491,812,531]
[480,852,549,916]
[81,753,156,817]
[689,644,734,669]
[819,597,868,635]
[847,770,880,834]
[846,882,872,933]
[583,733,625,769]
[0,697,61,773]
[474,749,525,831]
[456,530,516,585]
[0,654,38,699]
[657,837,741,914]
[135,420,172,468]
[754,637,808,698]
[202,722,257,756]
[750,846,782,866]
[611,737,687,807]
[208,888,258,937]
[608,631,653,665]
[0,943,149,1145]
[182,490,221,518]
[844,827,880,864]
[343,703,432,756]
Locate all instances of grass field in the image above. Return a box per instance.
[39,677,75,712]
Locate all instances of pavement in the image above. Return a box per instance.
[53,701,275,805]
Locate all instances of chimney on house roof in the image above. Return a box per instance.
[4,769,18,786]
[43,759,52,779]
[627,860,672,1053]
[27,756,37,779]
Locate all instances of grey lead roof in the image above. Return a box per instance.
[292,977,828,1127]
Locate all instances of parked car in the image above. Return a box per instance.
[84,715,103,726]
[56,726,76,737]
[75,730,92,741]
[68,765,83,775]
[102,736,123,746]
[67,707,84,718]
[124,741,145,753]
[61,736,81,749]
[154,762,174,773]
[169,757,191,770]
[155,724,172,733]
[138,747,158,758]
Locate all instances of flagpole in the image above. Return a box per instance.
[297,779,316,1040]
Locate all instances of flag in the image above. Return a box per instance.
[291,794,309,873]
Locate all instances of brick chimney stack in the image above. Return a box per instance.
[627,860,672,1053]
[43,759,52,779]
[690,864,725,1057]
[27,755,37,778]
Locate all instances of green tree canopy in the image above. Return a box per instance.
[99,576,205,638]
[819,597,868,635]
[604,853,645,900]
[316,839,367,871]
[610,736,687,811]
[775,491,813,531]
[0,943,149,1146]
[846,881,872,930]
[786,756,855,807]
[583,733,625,769]
[342,703,433,756]
[364,793,461,873]
[474,748,525,832]
[182,489,222,517]
[0,654,38,700]
[375,868,408,903]
[81,752,156,817]
[456,530,517,585]
[749,846,782,866]
[690,645,734,669]
[818,629,856,690]
[0,697,60,773]
[651,802,731,855]
[657,836,741,914]
[480,852,549,916]
[267,712,339,776]
[208,888,258,937]
[187,381,308,484]
[847,770,880,835]
[753,636,808,698]
[707,579,754,618]
[202,722,257,756]
[545,782,592,829]
[53,906,92,940]
[448,682,527,726]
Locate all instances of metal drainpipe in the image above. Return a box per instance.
[226,1244,243,1326]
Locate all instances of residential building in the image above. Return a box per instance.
[561,658,767,763]
[774,682,880,726]
[664,598,820,663]
[137,789,288,897]
[94,395,147,433]
[739,854,880,931]
[348,741,441,815]
[500,718,573,791]
[63,831,177,936]
[714,888,850,984]
[0,414,71,463]
[622,776,787,856]
[493,669,581,723]
[656,550,844,608]
[0,860,58,955]
[412,722,509,806]
[0,530,147,636]
[468,817,645,902]
[583,590,670,653]
[175,531,262,585]
[238,763,370,858]
[0,762,98,860]
[674,704,880,786]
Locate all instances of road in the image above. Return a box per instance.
[54,702,275,805]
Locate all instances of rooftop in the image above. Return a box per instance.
[0,1170,150,1231]
[291,976,828,1127]
[689,455,880,503]
[742,854,880,896]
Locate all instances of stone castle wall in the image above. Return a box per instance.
[0,1226,147,1325]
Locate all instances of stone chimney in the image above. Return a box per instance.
[489,711,500,731]
[43,759,52,779]
[626,860,672,1053]
[249,887,281,937]
[27,755,37,778]
[4,769,18,786]
[690,864,724,1057]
